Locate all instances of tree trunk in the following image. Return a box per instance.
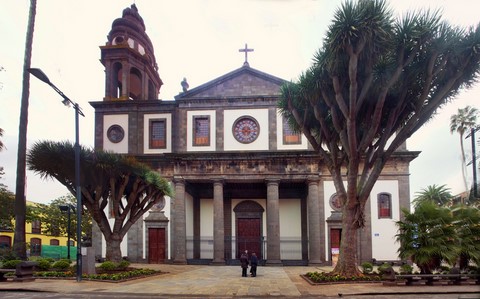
[332,204,362,276]
[105,233,123,263]
[14,0,36,260]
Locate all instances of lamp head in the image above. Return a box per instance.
[62,98,71,107]
[59,205,69,212]
[27,68,51,85]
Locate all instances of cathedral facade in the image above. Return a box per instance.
[90,5,417,265]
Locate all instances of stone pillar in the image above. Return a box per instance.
[266,179,282,265]
[172,177,187,264]
[211,179,225,264]
[91,222,103,261]
[127,217,144,262]
[307,176,322,265]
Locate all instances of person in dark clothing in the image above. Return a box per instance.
[249,252,258,277]
[240,250,249,277]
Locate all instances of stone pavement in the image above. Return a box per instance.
[0,264,479,298]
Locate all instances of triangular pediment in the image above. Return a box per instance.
[175,65,287,100]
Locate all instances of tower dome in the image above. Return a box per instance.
[100,4,162,101]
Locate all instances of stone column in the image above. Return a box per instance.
[172,177,187,264]
[307,176,322,265]
[211,179,225,264]
[266,179,282,265]
[127,218,144,262]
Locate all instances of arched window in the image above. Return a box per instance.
[50,239,59,246]
[113,62,123,98]
[129,67,142,100]
[30,238,42,256]
[377,193,392,219]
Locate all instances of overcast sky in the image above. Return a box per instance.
[0,0,479,204]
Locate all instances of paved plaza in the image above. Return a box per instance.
[0,264,478,298]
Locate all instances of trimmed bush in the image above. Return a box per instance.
[399,264,413,274]
[99,261,117,271]
[36,258,52,271]
[117,260,130,270]
[361,262,373,274]
[377,262,392,275]
[52,260,71,270]
[1,259,22,269]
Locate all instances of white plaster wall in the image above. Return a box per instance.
[279,198,302,259]
[323,181,337,262]
[275,109,308,150]
[143,113,172,154]
[323,180,400,261]
[370,180,400,260]
[200,198,214,259]
[103,114,128,153]
[185,192,194,259]
[224,109,269,151]
[186,110,216,152]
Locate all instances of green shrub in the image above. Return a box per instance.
[377,262,392,275]
[52,260,71,270]
[99,261,117,271]
[399,264,413,274]
[117,260,130,270]
[36,258,52,271]
[1,259,22,269]
[361,262,373,274]
[0,248,18,262]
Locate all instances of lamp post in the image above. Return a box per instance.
[59,204,74,260]
[28,68,84,282]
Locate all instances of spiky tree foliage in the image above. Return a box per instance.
[396,201,458,274]
[413,184,453,208]
[26,140,173,262]
[450,106,479,193]
[279,0,480,276]
[451,205,480,269]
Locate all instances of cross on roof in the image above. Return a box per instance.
[239,43,254,66]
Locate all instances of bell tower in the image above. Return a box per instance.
[100,4,162,101]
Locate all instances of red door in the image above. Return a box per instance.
[148,228,166,263]
[237,218,261,259]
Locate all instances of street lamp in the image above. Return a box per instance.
[28,68,84,282]
[59,204,75,260]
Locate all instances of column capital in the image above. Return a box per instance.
[212,178,225,185]
[173,176,185,184]
[306,175,320,185]
[265,178,281,186]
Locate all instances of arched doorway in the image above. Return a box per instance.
[234,200,264,259]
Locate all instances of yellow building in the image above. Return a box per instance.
[0,201,72,259]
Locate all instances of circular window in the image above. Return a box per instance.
[329,193,343,211]
[107,125,125,143]
[114,36,124,45]
[232,116,260,144]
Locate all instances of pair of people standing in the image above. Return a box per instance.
[240,250,258,277]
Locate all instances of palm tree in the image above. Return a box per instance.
[14,0,37,260]
[450,106,479,194]
[396,201,458,274]
[413,184,453,208]
[451,205,480,269]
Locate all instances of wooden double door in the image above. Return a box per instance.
[237,218,262,259]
